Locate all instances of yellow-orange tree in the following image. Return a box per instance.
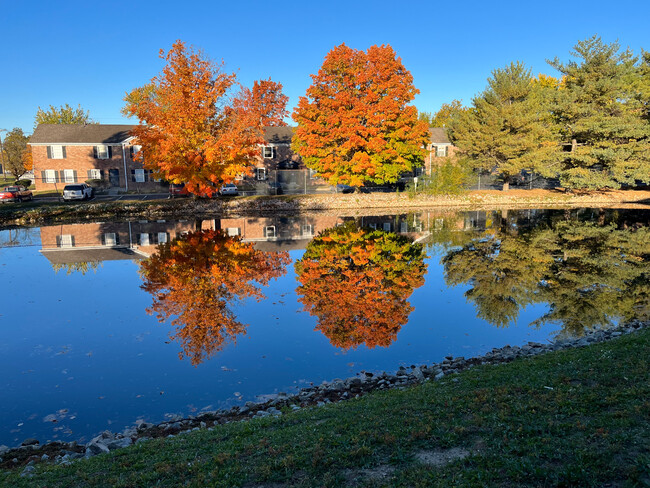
[292,44,429,187]
[295,221,427,349]
[125,41,288,196]
[140,229,290,365]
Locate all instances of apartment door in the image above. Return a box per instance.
[108,169,120,187]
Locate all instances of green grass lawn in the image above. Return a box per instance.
[2,328,648,487]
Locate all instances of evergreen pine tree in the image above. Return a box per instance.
[448,62,556,190]
[546,36,650,189]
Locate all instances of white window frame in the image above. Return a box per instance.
[436,145,448,157]
[103,233,117,247]
[50,145,64,159]
[383,223,392,232]
[256,168,266,181]
[139,233,151,246]
[63,169,75,183]
[88,168,101,180]
[264,226,276,238]
[302,224,313,237]
[132,145,141,156]
[400,221,408,233]
[59,235,73,248]
[309,168,318,179]
[262,146,274,159]
[44,170,56,183]
[96,145,110,159]
[157,232,168,244]
[135,169,146,183]
[226,227,241,236]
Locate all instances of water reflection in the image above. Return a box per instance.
[295,221,427,349]
[441,209,650,335]
[139,229,290,365]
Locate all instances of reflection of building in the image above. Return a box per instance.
[39,210,470,266]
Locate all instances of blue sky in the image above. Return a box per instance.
[1,0,649,134]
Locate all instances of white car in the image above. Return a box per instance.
[63,183,94,201]
[219,183,238,196]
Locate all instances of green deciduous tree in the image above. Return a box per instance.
[34,104,94,129]
[1,128,30,179]
[546,36,650,189]
[448,62,557,190]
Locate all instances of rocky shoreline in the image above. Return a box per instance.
[1,189,649,227]
[3,319,647,478]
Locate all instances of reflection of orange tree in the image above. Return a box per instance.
[295,222,427,349]
[140,230,290,365]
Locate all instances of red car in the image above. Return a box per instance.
[0,186,33,203]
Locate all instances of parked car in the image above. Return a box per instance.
[335,184,354,194]
[168,183,190,198]
[62,183,93,201]
[0,186,33,203]
[219,183,238,196]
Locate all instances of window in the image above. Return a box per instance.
[57,235,74,248]
[130,145,142,158]
[367,223,377,230]
[157,233,168,244]
[131,169,150,182]
[383,222,392,232]
[436,145,448,157]
[103,233,117,246]
[47,145,66,159]
[256,168,266,181]
[309,169,319,179]
[139,233,151,246]
[302,224,313,237]
[94,145,111,159]
[226,227,241,236]
[264,226,276,238]
[88,169,102,180]
[44,170,56,183]
[400,221,408,233]
[262,146,275,159]
[63,170,76,183]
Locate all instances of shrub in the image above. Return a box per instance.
[86,179,107,189]
[412,159,472,195]
[14,179,33,188]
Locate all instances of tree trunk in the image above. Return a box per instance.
[502,180,510,191]
[571,139,577,152]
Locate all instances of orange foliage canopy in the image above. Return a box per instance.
[292,44,430,187]
[140,229,290,365]
[295,222,427,349]
[125,41,288,196]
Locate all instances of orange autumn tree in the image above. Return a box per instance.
[292,44,430,187]
[295,221,427,349]
[124,41,288,196]
[140,229,290,365]
[239,78,289,127]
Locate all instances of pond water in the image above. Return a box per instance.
[0,208,647,446]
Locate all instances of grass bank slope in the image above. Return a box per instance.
[2,329,649,487]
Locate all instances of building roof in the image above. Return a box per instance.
[264,126,294,145]
[429,127,451,144]
[30,124,136,144]
[40,247,144,265]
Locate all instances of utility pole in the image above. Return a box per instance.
[0,129,7,179]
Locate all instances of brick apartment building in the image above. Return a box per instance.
[423,127,457,176]
[28,124,162,192]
